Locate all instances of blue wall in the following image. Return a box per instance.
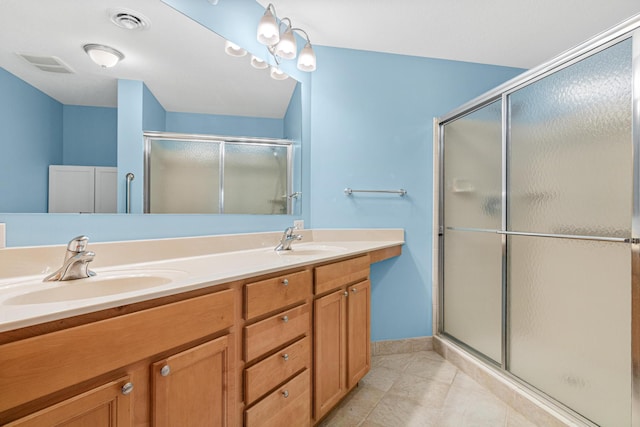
[0,68,62,213]
[62,105,117,167]
[309,47,523,340]
[166,111,283,138]
[0,0,524,342]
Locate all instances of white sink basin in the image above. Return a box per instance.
[4,269,187,305]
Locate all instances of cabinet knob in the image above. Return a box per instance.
[121,382,134,395]
[282,390,289,398]
[282,315,289,323]
[161,365,171,377]
[282,279,289,286]
[352,288,357,293]
[343,291,348,297]
[282,353,289,361]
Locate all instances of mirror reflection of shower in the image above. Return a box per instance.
[144,133,293,215]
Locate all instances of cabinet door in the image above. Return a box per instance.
[5,376,132,427]
[152,335,230,427]
[314,289,347,419]
[347,280,371,389]
[94,167,117,213]
[48,165,95,213]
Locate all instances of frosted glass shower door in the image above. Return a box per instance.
[223,144,289,214]
[507,38,632,426]
[442,100,503,363]
[148,139,221,214]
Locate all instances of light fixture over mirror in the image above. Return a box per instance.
[83,44,124,68]
[256,3,317,72]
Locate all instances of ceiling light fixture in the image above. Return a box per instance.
[250,55,269,70]
[256,3,317,73]
[83,44,124,68]
[269,66,289,80]
[224,40,247,57]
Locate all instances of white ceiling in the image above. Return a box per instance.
[0,0,297,118]
[3,0,640,119]
[258,0,640,69]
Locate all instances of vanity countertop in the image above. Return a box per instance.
[0,229,404,333]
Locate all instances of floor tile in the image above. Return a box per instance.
[404,352,458,385]
[322,350,540,427]
[364,392,441,427]
[371,352,414,372]
[387,373,450,409]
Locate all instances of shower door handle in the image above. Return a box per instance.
[496,230,629,243]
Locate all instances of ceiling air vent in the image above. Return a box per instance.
[17,54,74,73]
[109,8,150,30]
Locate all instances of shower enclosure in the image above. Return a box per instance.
[436,16,640,427]
[144,132,294,215]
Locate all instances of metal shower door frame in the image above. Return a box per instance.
[435,16,640,427]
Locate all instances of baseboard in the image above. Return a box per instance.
[371,336,433,356]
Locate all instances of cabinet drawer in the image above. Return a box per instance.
[314,255,370,294]
[245,303,310,362]
[245,336,310,405]
[0,289,235,412]
[245,270,312,320]
[245,369,310,427]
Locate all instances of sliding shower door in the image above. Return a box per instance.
[439,34,636,426]
[442,100,503,363]
[507,38,633,427]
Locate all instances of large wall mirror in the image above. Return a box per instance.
[0,0,302,214]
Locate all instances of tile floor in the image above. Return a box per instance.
[319,350,538,427]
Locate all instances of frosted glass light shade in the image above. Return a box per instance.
[275,27,297,59]
[270,66,289,80]
[224,40,247,57]
[297,42,316,72]
[83,44,124,68]
[251,55,269,69]
[257,9,279,45]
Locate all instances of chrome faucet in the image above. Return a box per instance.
[275,226,303,251]
[44,235,96,281]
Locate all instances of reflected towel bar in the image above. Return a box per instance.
[344,188,407,196]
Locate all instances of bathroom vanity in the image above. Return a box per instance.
[0,229,403,426]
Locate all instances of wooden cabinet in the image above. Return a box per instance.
[313,256,371,421]
[0,289,235,426]
[314,288,348,417]
[152,335,230,427]
[245,370,311,427]
[0,246,400,427]
[5,376,132,427]
[347,280,371,389]
[243,270,312,425]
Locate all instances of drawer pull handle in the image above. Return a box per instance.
[121,382,134,395]
[282,390,289,398]
[282,279,289,286]
[282,315,289,323]
[161,365,171,377]
[282,353,289,361]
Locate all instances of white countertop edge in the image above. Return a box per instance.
[0,233,404,333]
